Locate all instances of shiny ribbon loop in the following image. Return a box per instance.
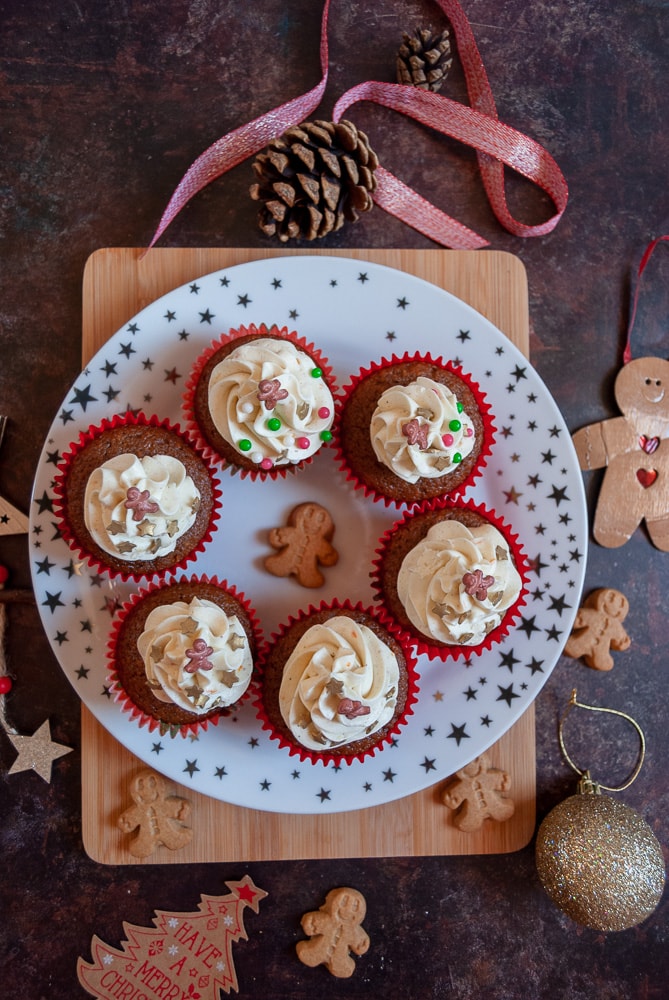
[146,0,568,251]
[623,234,669,364]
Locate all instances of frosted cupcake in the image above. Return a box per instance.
[372,500,527,660]
[108,576,262,737]
[53,413,221,582]
[184,323,336,477]
[334,353,494,506]
[256,600,418,765]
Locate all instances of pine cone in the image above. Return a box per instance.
[249,120,379,242]
[396,26,453,92]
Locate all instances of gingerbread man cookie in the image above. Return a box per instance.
[265,502,338,588]
[117,769,192,858]
[563,587,631,671]
[571,356,669,549]
[296,887,369,978]
[441,752,514,831]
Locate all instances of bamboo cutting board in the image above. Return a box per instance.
[80,247,535,864]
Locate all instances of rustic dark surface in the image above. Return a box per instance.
[1,1,668,997]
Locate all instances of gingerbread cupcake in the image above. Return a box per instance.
[256,600,418,765]
[372,499,527,660]
[108,576,262,737]
[334,352,494,506]
[184,322,336,477]
[53,412,221,582]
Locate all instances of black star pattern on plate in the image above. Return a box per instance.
[317,788,331,802]
[215,766,227,778]
[183,759,200,777]
[421,757,437,772]
[397,297,409,309]
[383,769,397,782]
[42,591,65,613]
[447,723,469,745]
[119,342,136,359]
[497,683,520,707]
[199,309,215,323]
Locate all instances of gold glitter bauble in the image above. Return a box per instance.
[536,790,665,932]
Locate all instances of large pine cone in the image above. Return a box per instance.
[396,26,453,92]
[249,120,379,242]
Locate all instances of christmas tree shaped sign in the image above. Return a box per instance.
[77,876,268,998]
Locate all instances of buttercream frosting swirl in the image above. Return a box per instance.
[208,337,334,468]
[279,615,400,751]
[84,453,200,561]
[137,596,253,713]
[370,375,475,483]
[397,519,522,645]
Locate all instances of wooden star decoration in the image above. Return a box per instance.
[6,719,73,782]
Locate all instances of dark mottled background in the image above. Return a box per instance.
[1,1,667,997]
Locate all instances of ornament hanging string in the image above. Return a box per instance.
[558,688,646,793]
[623,234,669,365]
[145,0,568,252]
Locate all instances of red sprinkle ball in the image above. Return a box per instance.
[0,676,13,695]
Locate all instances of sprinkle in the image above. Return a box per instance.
[337,698,370,719]
[457,401,464,413]
[166,520,180,537]
[227,632,246,650]
[318,406,331,419]
[462,568,495,600]
[260,457,274,470]
[266,417,281,431]
[449,419,462,432]
[240,401,254,415]
[296,436,310,450]
[453,452,462,463]
[442,433,454,446]
[319,430,333,442]
[466,426,473,437]
[238,439,252,452]
[124,486,159,521]
[185,637,214,673]
[311,367,323,378]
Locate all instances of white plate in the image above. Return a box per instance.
[30,255,587,814]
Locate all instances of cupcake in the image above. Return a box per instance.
[53,413,221,582]
[108,576,262,736]
[334,352,494,506]
[372,500,527,660]
[184,322,336,477]
[256,600,418,765]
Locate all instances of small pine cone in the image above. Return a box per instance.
[396,26,453,92]
[249,119,379,243]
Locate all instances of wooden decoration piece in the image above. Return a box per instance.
[563,587,631,671]
[572,357,669,549]
[296,887,369,978]
[77,877,268,998]
[441,752,515,831]
[117,769,193,857]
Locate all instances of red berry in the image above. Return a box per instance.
[0,564,9,586]
[0,676,13,695]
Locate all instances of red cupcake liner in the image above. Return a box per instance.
[253,597,419,767]
[333,351,496,508]
[182,322,338,480]
[371,498,529,661]
[107,574,263,738]
[52,411,222,584]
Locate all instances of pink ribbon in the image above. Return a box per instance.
[146,0,568,251]
[623,235,669,364]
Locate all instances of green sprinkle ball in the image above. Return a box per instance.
[311,367,323,379]
[319,430,333,442]
[266,417,281,431]
[449,419,462,432]
[238,439,252,452]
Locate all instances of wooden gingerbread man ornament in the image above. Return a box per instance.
[572,356,669,549]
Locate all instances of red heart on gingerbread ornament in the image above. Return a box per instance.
[636,468,658,488]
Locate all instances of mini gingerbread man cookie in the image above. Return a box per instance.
[264,502,338,588]
[563,587,631,671]
[441,752,515,831]
[117,769,192,858]
[296,887,369,978]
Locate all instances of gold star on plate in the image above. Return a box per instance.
[6,719,73,782]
